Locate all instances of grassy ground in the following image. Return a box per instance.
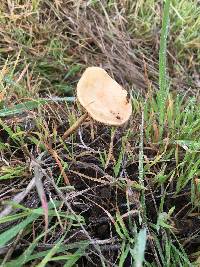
[0,0,200,266]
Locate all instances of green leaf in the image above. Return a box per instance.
[0,211,30,224]
[132,228,147,267]
[0,97,75,117]
[157,0,171,137]
[0,213,39,248]
[156,208,175,232]
[115,212,130,240]
[119,242,130,267]
[0,100,47,117]
[113,149,123,177]
[0,201,62,248]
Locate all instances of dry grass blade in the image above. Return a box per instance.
[31,160,48,242]
[105,129,116,169]
[62,113,88,140]
[45,143,70,185]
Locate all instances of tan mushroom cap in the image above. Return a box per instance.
[77,67,132,126]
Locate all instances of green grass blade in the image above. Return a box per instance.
[118,242,130,267]
[159,0,170,94]
[157,0,171,137]
[0,97,75,117]
[0,211,30,224]
[138,111,146,222]
[132,228,147,267]
[3,224,58,267]
[0,100,46,117]
[0,213,39,248]
[63,245,89,267]
[0,201,62,248]
[36,235,66,267]
[4,241,90,267]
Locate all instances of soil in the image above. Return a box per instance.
[1,107,200,266]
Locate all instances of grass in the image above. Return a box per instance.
[0,0,200,266]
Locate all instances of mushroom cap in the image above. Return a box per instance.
[77,67,132,126]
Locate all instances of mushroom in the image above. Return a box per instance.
[62,67,132,139]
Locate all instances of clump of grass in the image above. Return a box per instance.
[126,0,200,66]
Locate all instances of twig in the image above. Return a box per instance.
[0,177,36,218]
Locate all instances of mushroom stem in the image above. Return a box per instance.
[62,112,88,140]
